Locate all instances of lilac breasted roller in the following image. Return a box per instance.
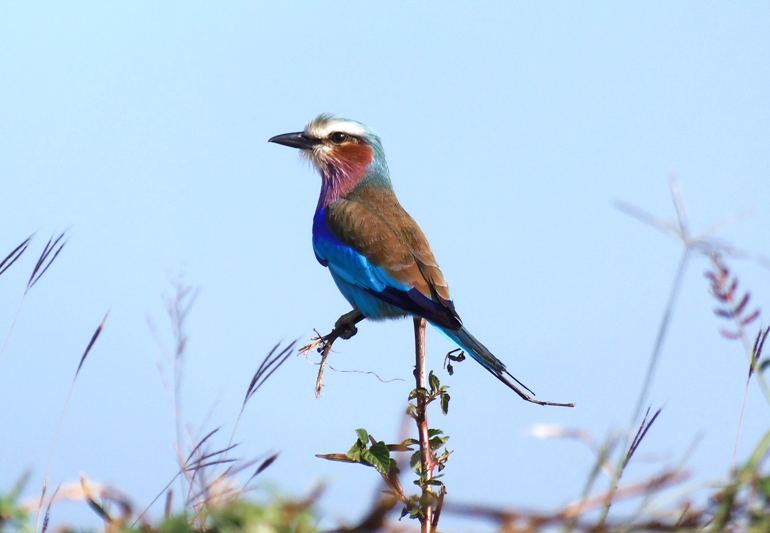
[269,114,571,406]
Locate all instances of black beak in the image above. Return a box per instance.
[268,132,321,150]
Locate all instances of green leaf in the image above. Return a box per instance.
[362,441,391,474]
[429,435,449,450]
[410,450,422,473]
[401,438,419,447]
[409,387,429,400]
[355,428,369,444]
[757,476,770,499]
[743,430,770,476]
[346,439,366,462]
[429,371,440,392]
[441,392,450,414]
[419,491,437,506]
[85,496,111,523]
[428,428,444,437]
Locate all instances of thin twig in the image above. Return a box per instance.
[298,309,364,397]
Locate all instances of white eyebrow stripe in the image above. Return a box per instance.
[306,119,367,139]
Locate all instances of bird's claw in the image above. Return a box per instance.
[336,322,358,340]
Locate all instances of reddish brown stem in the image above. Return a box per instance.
[413,317,435,532]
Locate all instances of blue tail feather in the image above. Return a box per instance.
[436,325,536,399]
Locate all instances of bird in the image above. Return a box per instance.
[269,114,571,406]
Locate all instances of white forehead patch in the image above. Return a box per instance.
[305,115,367,140]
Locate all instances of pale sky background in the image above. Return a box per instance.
[1,3,769,531]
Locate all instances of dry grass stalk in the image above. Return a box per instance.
[0,235,32,278]
[26,231,67,294]
[706,253,761,344]
[1,232,68,369]
[29,474,133,533]
[298,309,364,397]
[705,253,770,467]
[164,489,173,519]
[617,178,756,422]
[442,466,690,532]
[531,424,617,477]
[35,312,108,533]
[623,407,662,469]
[243,341,297,406]
[136,283,293,526]
[600,178,755,526]
[77,312,109,377]
[221,341,296,496]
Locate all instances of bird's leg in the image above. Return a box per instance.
[298,309,365,398]
[333,309,365,340]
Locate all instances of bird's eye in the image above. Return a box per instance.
[330,132,349,144]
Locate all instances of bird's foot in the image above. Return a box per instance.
[334,309,364,340]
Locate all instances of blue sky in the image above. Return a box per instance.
[1,3,769,530]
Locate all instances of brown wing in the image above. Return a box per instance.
[325,186,459,326]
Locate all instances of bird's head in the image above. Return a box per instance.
[269,114,391,208]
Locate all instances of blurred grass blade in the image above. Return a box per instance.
[0,235,32,277]
[76,312,109,378]
[39,313,109,529]
[41,485,59,533]
[26,231,67,293]
[222,340,297,488]
[742,429,770,475]
[184,427,221,465]
[187,458,237,471]
[624,407,662,469]
[244,341,281,403]
[190,444,238,468]
[164,489,173,519]
[253,453,279,477]
[243,340,296,406]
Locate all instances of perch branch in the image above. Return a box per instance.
[413,317,436,533]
